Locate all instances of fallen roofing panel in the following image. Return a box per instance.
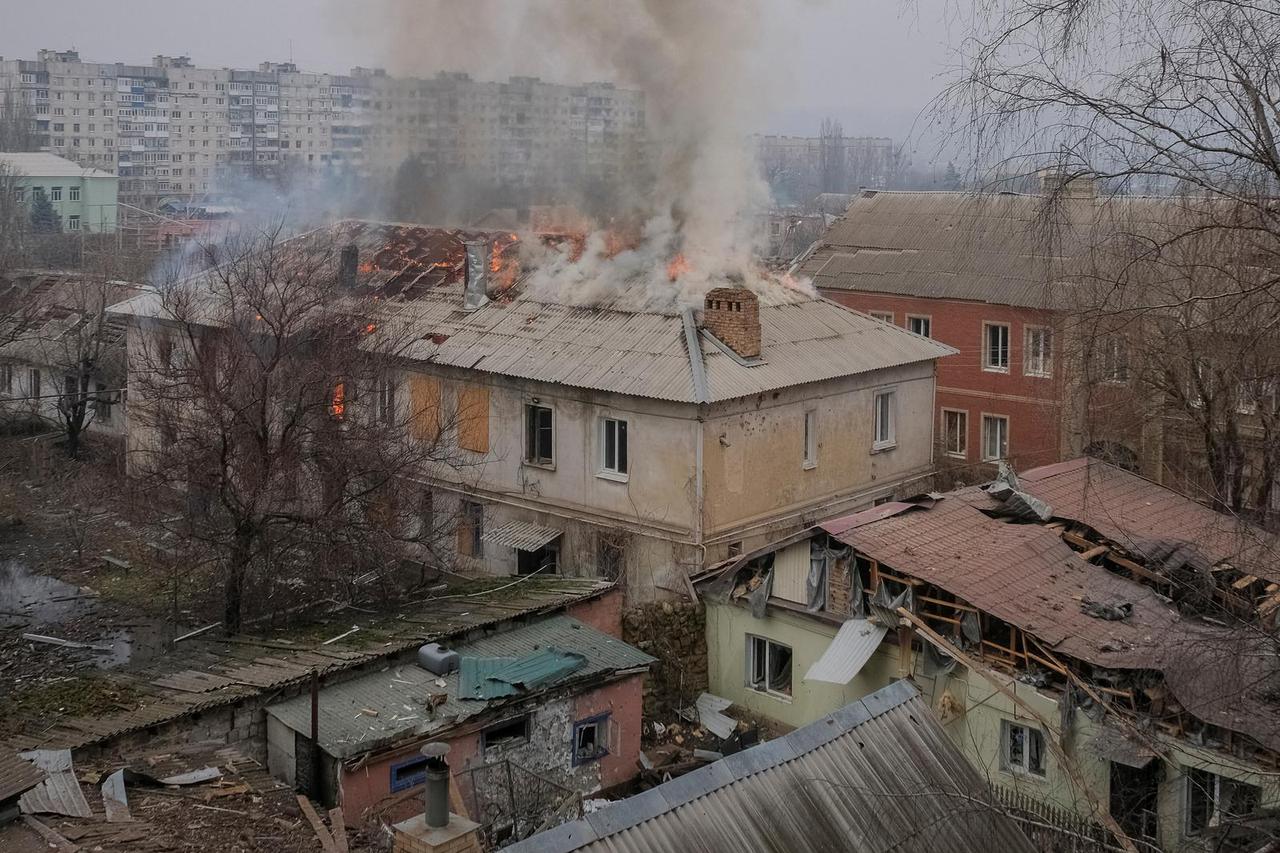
[0,750,46,803]
[482,520,563,551]
[18,749,92,818]
[803,618,888,684]
[458,656,519,700]
[488,648,587,691]
[694,693,736,740]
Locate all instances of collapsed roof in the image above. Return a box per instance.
[108,220,955,404]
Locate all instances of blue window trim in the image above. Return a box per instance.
[389,754,429,793]
[572,712,611,767]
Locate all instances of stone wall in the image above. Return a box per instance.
[622,601,708,718]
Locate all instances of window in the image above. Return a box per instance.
[375,376,396,425]
[983,323,1010,371]
[600,417,628,477]
[28,369,41,401]
[872,389,896,451]
[1002,721,1045,776]
[389,755,429,793]
[746,635,792,697]
[1025,327,1052,377]
[597,532,626,581]
[50,186,62,201]
[572,714,611,765]
[482,716,530,752]
[870,310,894,323]
[982,414,1009,461]
[943,409,967,458]
[1101,337,1129,383]
[518,540,560,575]
[907,315,931,337]
[1186,768,1260,835]
[69,186,80,201]
[803,410,818,468]
[524,403,554,465]
[329,381,346,419]
[67,215,80,231]
[0,363,11,394]
[459,500,484,558]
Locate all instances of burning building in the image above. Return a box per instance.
[109,219,954,601]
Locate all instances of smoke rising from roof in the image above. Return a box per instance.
[363,0,809,308]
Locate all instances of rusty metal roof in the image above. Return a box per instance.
[17,749,92,818]
[506,680,1035,853]
[1018,457,1280,584]
[0,749,45,804]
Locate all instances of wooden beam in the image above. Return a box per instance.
[328,808,349,853]
[1232,574,1259,591]
[1257,591,1280,618]
[1105,554,1162,584]
[1080,545,1109,561]
[297,795,338,853]
[897,608,1140,853]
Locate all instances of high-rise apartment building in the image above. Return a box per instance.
[0,50,646,215]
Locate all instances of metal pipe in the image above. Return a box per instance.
[310,669,320,797]
[421,743,451,828]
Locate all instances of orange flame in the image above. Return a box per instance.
[330,382,346,420]
[666,253,690,282]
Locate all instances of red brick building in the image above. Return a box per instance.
[797,189,1080,476]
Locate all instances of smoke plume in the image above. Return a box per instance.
[346,0,811,309]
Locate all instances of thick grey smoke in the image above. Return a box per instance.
[349,0,813,308]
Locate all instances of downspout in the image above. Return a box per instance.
[682,308,710,560]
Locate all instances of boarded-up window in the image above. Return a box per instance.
[409,375,442,442]
[457,385,490,453]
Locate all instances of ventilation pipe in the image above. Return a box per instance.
[462,240,490,312]
[421,742,451,829]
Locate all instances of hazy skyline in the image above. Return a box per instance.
[0,0,956,159]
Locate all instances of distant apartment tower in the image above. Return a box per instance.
[0,50,646,212]
[755,134,898,202]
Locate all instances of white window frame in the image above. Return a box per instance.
[374,376,396,425]
[1102,337,1130,384]
[942,408,967,458]
[803,409,818,469]
[1185,767,1261,836]
[981,413,1009,461]
[872,388,896,452]
[906,314,931,337]
[1024,326,1052,378]
[598,416,629,481]
[869,310,894,324]
[983,322,1011,372]
[524,402,555,467]
[745,634,792,699]
[1001,720,1046,777]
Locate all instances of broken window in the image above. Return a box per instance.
[870,310,894,323]
[873,390,895,450]
[983,322,1010,371]
[746,635,792,697]
[1186,768,1260,836]
[1002,720,1045,777]
[518,541,560,575]
[482,715,530,752]
[524,403,554,465]
[94,382,112,422]
[600,417,628,476]
[572,714,610,765]
[907,315,931,337]
[389,755,429,793]
[982,414,1009,461]
[943,409,967,458]
[458,500,484,558]
[804,410,818,467]
[1025,327,1052,377]
[375,376,396,425]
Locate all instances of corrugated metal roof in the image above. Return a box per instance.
[505,680,1035,853]
[267,615,653,758]
[482,520,563,551]
[0,152,116,179]
[802,618,887,684]
[458,656,518,700]
[488,648,586,691]
[18,749,92,818]
[0,750,45,803]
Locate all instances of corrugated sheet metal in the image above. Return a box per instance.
[482,520,563,551]
[505,680,1035,853]
[802,619,888,684]
[459,657,518,700]
[488,648,586,691]
[267,615,653,758]
[770,540,810,605]
[0,750,45,803]
[18,750,92,818]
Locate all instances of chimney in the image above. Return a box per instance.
[702,286,761,359]
[392,744,482,853]
[462,241,490,312]
[338,244,359,291]
[1037,167,1096,199]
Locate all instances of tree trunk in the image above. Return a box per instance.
[224,526,253,635]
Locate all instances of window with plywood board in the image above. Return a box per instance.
[457,385,490,453]
[408,375,441,442]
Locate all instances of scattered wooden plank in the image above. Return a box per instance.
[1080,544,1109,561]
[22,816,80,852]
[1232,574,1259,591]
[297,795,338,853]
[1256,591,1280,618]
[328,807,349,853]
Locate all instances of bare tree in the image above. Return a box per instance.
[127,226,471,633]
[0,163,28,278]
[0,85,37,153]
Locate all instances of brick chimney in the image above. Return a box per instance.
[392,744,481,853]
[702,286,761,359]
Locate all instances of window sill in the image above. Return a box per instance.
[747,686,793,703]
[1001,767,1047,783]
[596,469,629,483]
[944,451,966,460]
[982,366,1010,374]
[802,460,817,471]
[871,442,897,454]
[522,459,556,472]
[1025,372,1052,379]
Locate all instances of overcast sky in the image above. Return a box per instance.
[0,0,956,159]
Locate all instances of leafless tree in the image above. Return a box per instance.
[128,226,472,633]
[0,85,37,153]
[0,163,28,278]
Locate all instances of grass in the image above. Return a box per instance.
[0,674,146,737]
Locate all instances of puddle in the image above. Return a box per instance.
[0,559,182,669]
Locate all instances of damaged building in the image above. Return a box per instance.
[697,457,1280,852]
[110,220,954,601]
[264,614,653,843]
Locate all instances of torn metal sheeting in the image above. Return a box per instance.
[481,520,563,551]
[101,769,131,822]
[695,693,737,740]
[158,767,223,786]
[18,749,93,818]
[1090,724,1157,769]
[803,619,889,685]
